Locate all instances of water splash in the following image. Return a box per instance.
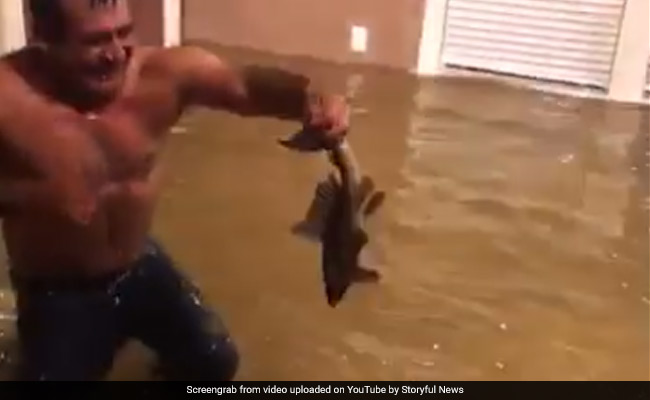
[346,73,365,100]
[415,360,435,368]
[170,126,189,135]
[0,351,7,367]
[0,313,16,322]
[560,154,575,164]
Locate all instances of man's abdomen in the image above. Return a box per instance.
[2,181,157,278]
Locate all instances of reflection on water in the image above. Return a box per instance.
[1,43,649,381]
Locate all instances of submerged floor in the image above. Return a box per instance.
[1,43,649,380]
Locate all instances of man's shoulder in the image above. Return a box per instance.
[0,48,36,121]
[0,47,47,95]
[138,45,227,78]
[0,48,28,84]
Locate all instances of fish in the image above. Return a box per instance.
[280,130,385,307]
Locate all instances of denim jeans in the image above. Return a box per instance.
[10,238,239,381]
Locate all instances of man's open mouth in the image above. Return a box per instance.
[86,63,122,83]
[98,72,113,82]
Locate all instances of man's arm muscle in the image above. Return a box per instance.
[154,46,313,121]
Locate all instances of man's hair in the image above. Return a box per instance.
[28,0,118,42]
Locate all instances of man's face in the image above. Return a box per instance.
[48,0,135,101]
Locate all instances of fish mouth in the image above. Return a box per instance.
[327,298,342,307]
[325,267,381,307]
[326,284,347,307]
[324,245,381,308]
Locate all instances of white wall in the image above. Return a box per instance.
[0,0,26,55]
[163,0,181,47]
[608,0,650,103]
[647,12,650,92]
[415,0,447,75]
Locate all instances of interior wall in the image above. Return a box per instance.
[608,0,650,103]
[182,0,426,72]
[128,0,164,46]
[0,1,26,53]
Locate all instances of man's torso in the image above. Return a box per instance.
[0,46,186,278]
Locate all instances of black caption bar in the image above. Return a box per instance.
[1,381,648,400]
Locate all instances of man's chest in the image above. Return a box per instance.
[3,99,167,186]
[83,78,182,182]
[83,109,160,181]
[1,55,183,184]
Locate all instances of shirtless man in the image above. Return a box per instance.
[0,0,348,381]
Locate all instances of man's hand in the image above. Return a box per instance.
[280,93,350,152]
[302,93,350,149]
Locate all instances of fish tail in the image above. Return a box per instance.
[290,221,322,242]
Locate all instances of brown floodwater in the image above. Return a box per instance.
[1,43,649,381]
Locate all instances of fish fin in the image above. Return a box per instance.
[352,266,381,283]
[363,191,386,217]
[290,221,322,242]
[290,176,338,240]
[278,129,325,152]
[356,176,375,206]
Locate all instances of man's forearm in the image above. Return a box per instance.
[237,65,318,121]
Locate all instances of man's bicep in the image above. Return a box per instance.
[164,46,249,111]
[160,46,311,119]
